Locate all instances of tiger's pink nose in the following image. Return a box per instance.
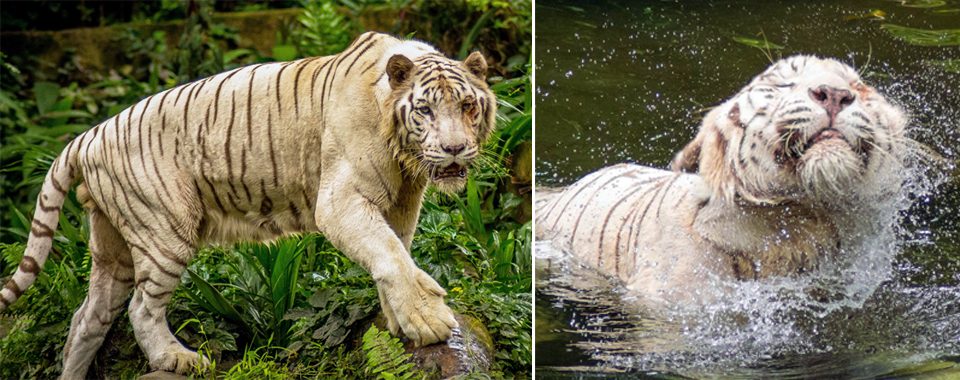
[442,144,465,155]
[809,85,855,117]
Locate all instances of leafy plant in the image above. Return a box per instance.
[293,0,357,57]
[114,28,177,92]
[181,236,313,350]
[175,0,240,82]
[221,346,293,380]
[362,325,420,380]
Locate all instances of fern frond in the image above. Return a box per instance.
[362,326,420,380]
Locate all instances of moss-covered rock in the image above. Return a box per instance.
[0,8,302,78]
[371,312,494,378]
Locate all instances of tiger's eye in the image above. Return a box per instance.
[417,106,432,115]
[462,102,474,113]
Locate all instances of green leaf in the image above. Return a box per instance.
[882,24,960,46]
[272,45,298,61]
[223,48,254,65]
[35,110,91,120]
[32,82,60,115]
[26,124,90,139]
[362,326,418,380]
[926,58,960,73]
[731,36,784,50]
[186,269,248,328]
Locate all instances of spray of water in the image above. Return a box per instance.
[536,83,958,378]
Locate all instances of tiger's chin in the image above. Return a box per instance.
[795,139,865,205]
[429,163,469,194]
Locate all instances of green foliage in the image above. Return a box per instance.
[451,285,532,373]
[293,263,378,350]
[0,67,95,375]
[362,325,420,380]
[881,24,960,46]
[114,28,177,92]
[338,0,531,74]
[0,241,90,379]
[176,0,240,81]
[221,346,293,380]
[180,236,313,350]
[293,0,357,57]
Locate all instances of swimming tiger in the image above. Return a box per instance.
[536,55,909,303]
[0,32,497,378]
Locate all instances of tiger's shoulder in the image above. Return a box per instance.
[535,163,710,250]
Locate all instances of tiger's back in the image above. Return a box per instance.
[74,32,411,244]
[535,164,725,294]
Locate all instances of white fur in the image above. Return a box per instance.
[537,56,910,304]
[3,32,498,379]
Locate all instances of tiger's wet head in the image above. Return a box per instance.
[672,55,908,208]
[385,51,497,194]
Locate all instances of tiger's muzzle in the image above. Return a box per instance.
[774,82,872,166]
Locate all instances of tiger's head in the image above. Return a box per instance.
[384,50,497,193]
[671,55,908,208]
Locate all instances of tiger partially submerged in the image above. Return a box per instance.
[0,32,496,378]
[537,56,909,302]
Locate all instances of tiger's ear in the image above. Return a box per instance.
[670,132,703,173]
[677,105,740,203]
[387,54,414,89]
[463,51,488,80]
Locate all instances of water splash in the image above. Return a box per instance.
[536,0,960,377]
[536,82,959,377]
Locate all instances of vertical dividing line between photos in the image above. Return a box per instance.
[529,0,538,375]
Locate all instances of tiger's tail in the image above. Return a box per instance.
[0,142,80,311]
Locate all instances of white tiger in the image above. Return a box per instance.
[0,32,497,378]
[537,56,909,303]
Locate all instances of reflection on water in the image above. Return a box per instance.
[535,0,960,378]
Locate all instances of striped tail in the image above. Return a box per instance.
[0,145,78,311]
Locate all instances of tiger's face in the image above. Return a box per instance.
[386,51,497,193]
[672,55,907,207]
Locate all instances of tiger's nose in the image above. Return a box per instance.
[442,144,466,155]
[809,85,855,116]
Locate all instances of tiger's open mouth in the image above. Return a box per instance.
[804,128,846,150]
[432,163,467,180]
[779,128,851,163]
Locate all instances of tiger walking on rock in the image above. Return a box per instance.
[0,32,497,378]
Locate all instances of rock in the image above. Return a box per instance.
[137,371,188,380]
[373,313,494,378]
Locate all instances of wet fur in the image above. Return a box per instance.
[537,56,908,303]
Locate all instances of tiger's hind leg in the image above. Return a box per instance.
[126,232,207,374]
[61,207,135,380]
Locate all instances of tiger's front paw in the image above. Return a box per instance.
[152,344,210,375]
[380,269,459,346]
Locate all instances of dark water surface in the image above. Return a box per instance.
[535,0,960,378]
